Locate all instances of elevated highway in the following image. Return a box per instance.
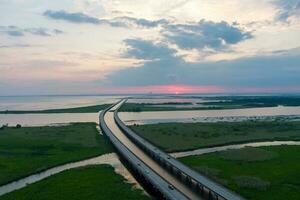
[100,100,245,200]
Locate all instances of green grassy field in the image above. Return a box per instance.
[130,121,300,152]
[0,165,151,200]
[119,103,224,112]
[0,104,111,114]
[0,123,113,186]
[179,145,300,200]
[118,102,288,112]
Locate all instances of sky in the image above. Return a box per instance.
[0,0,300,95]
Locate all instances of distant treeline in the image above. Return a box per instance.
[201,96,300,107]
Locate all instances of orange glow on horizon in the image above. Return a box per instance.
[88,85,300,94]
[96,84,226,94]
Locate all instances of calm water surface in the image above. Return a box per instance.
[0,95,123,111]
[119,106,300,125]
[1,96,300,126]
[0,113,99,126]
[1,106,300,126]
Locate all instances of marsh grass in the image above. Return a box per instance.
[0,165,151,200]
[233,176,270,191]
[180,145,300,200]
[0,123,113,186]
[218,147,278,162]
[131,121,300,152]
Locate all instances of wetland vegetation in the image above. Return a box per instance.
[0,165,151,200]
[179,145,300,200]
[0,123,113,186]
[130,121,300,152]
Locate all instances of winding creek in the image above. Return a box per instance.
[0,153,143,197]
[2,140,300,197]
[170,141,300,158]
[0,122,142,197]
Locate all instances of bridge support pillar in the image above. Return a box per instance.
[208,190,219,200]
[185,176,192,186]
[175,170,182,179]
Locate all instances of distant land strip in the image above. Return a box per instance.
[0,104,111,114]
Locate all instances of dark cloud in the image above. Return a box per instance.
[123,39,176,60]
[106,56,187,86]
[106,39,300,88]
[5,30,24,37]
[163,20,252,50]
[43,10,168,28]
[273,0,300,21]
[43,10,101,24]
[42,10,252,54]
[0,26,64,37]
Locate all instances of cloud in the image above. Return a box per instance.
[0,44,32,48]
[273,0,300,21]
[43,10,168,28]
[160,0,192,14]
[105,39,300,88]
[113,16,168,28]
[43,10,101,24]
[54,29,64,34]
[163,20,253,50]
[5,30,24,37]
[123,38,176,60]
[25,28,52,36]
[0,26,64,37]
[111,10,134,15]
